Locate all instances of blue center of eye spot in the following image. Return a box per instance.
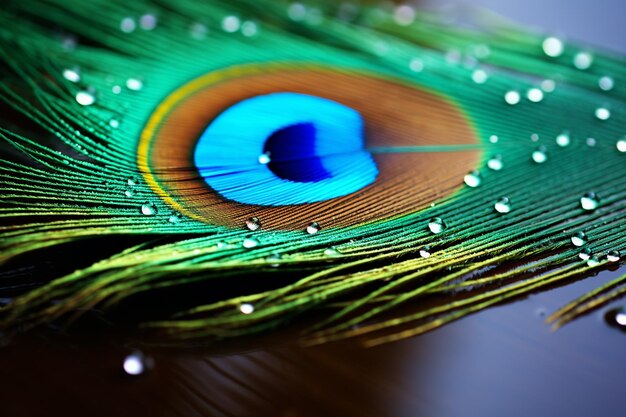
[194,92,378,206]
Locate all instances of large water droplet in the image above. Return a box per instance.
[527,88,544,102]
[532,146,548,163]
[306,222,320,234]
[140,202,157,216]
[239,303,254,314]
[463,171,482,187]
[472,69,488,84]
[242,237,259,248]
[120,17,137,33]
[123,351,152,376]
[556,132,570,147]
[504,90,521,105]
[571,231,588,247]
[75,90,96,106]
[222,15,241,33]
[580,192,599,211]
[487,155,503,171]
[595,107,611,120]
[126,78,143,91]
[246,217,261,231]
[428,217,447,234]
[63,68,81,83]
[494,197,511,214]
[579,247,593,261]
[419,246,431,258]
[607,250,621,263]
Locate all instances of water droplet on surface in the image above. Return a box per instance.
[126,78,143,91]
[616,139,626,153]
[241,21,258,37]
[242,237,259,248]
[599,76,614,91]
[120,17,137,33]
[140,202,157,216]
[556,132,570,147]
[419,246,431,258]
[463,171,482,187]
[580,192,599,211]
[189,22,208,39]
[109,118,120,128]
[527,88,544,102]
[393,4,416,26]
[124,189,134,198]
[246,217,261,231]
[139,14,157,31]
[324,247,339,257]
[168,213,182,224]
[127,177,138,186]
[504,91,521,105]
[530,133,540,142]
[586,137,597,147]
[240,303,254,314]
[123,351,151,376]
[607,250,621,263]
[541,79,556,92]
[487,155,503,171]
[587,256,600,267]
[472,69,488,84]
[306,222,320,234]
[532,146,548,163]
[75,90,96,106]
[428,217,447,234]
[63,68,80,83]
[409,58,424,72]
[222,15,241,32]
[542,36,564,57]
[606,308,626,330]
[573,51,593,69]
[579,248,593,260]
[112,85,122,94]
[595,107,610,120]
[570,232,588,247]
[494,197,511,214]
[489,135,499,144]
[258,152,271,164]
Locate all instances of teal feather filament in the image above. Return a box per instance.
[0,0,624,345]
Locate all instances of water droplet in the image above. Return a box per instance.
[586,137,597,147]
[109,118,120,128]
[580,192,599,211]
[168,213,182,224]
[139,13,157,31]
[239,303,254,314]
[222,15,241,33]
[504,90,521,105]
[428,217,447,234]
[532,146,548,163]
[599,76,614,91]
[472,69,488,84]
[605,308,626,329]
[112,85,122,94]
[127,177,138,186]
[120,17,137,33]
[246,217,261,231]
[571,232,588,247]
[409,57,424,72]
[489,135,499,144]
[306,222,320,234]
[542,36,564,57]
[126,78,143,91]
[494,197,511,214]
[288,3,307,21]
[189,22,208,39]
[124,189,134,198]
[463,170,482,187]
[530,133,540,142]
[541,79,556,92]
[527,88,544,102]
[607,250,621,263]
[616,139,626,153]
[579,248,593,260]
[587,256,600,267]
[123,351,151,376]
[241,21,258,37]
[140,202,157,216]
[324,247,339,257]
[242,237,259,248]
[75,89,96,106]
[258,152,271,164]
[62,68,80,83]
[595,107,610,120]
[419,246,431,258]
[393,5,416,26]
[556,132,570,147]
[573,51,593,69]
[487,155,503,171]
[267,253,281,267]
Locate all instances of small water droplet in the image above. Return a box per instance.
[472,69,488,84]
[595,107,610,120]
[419,246,431,258]
[189,22,208,39]
[606,308,626,330]
[140,202,157,216]
[124,189,134,198]
[324,247,339,257]
[556,132,570,147]
[246,217,261,231]
[586,137,597,147]
[409,57,424,72]
[527,88,544,102]
[239,303,254,314]
[127,177,138,186]
[112,85,122,94]
[241,21,258,37]
[579,247,593,260]
[532,146,548,163]
[126,78,143,91]
[541,79,556,92]
[463,170,482,187]
[242,237,259,248]
[139,13,157,31]
[62,68,80,83]
[504,90,520,105]
[573,51,593,69]
[587,256,600,267]
[168,213,182,224]
[120,17,137,33]
[530,133,540,142]
[75,89,96,106]
[489,135,499,144]
[599,76,614,91]
[428,217,447,234]
[571,232,588,247]
[393,4,416,26]
[580,192,599,211]
[494,197,511,214]
[487,155,503,171]
[222,15,241,32]
[616,139,626,153]
[607,250,621,263]
[123,351,152,376]
[258,152,271,164]
[109,118,120,128]
[267,253,281,267]
[306,222,320,234]
[543,36,564,57]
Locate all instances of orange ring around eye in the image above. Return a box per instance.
[138,63,480,230]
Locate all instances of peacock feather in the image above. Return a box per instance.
[1,0,625,346]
